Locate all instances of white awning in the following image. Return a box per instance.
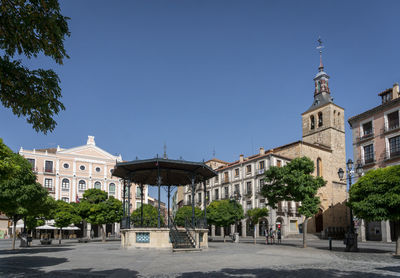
[36,224,57,230]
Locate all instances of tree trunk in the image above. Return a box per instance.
[59,228,62,245]
[254,225,256,245]
[12,218,17,250]
[101,225,106,243]
[395,220,400,256]
[303,218,309,248]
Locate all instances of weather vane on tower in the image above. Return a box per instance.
[316,37,324,71]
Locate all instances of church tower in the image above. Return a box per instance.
[301,42,345,149]
[300,41,347,233]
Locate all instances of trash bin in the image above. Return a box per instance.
[27,236,33,247]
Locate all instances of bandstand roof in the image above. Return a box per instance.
[112,158,217,186]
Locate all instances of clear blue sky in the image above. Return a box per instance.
[1,0,400,201]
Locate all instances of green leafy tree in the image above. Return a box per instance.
[349,166,400,255]
[0,0,70,133]
[174,205,202,227]
[25,195,57,232]
[131,204,164,228]
[0,140,49,249]
[78,189,122,242]
[53,200,81,244]
[246,207,269,244]
[207,199,244,242]
[262,157,325,248]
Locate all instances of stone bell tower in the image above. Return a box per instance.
[301,41,345,150]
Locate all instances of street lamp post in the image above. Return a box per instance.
[337,159,363,252]
[230,190,241,243]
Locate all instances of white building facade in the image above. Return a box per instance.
[19,135,148,237]
[183,148,303,238]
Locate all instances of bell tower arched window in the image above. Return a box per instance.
[316,158,322,177]
[318,112,323,127]
[310,115,315,130]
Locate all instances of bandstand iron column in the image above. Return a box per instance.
[140,184,144,227]
[191,174,196,226]
[157,159,161,228]
[203,179,207,227]
[167,185,171,228]
[122,179,127,228]
[127,180,131,229]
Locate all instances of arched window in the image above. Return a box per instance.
[318,112,323,127]
[316,158,322,177]
[310,115,315,130]
[61,178,70,190]
[94,181,101,190]
[78,180,86,191]
[109,183,115,194]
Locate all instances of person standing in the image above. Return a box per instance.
[269,228,275,244]
[265,228,269,245]
[277,229,282,244]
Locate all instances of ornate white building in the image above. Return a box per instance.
[19,135,148,237]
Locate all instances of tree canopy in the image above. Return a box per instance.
[349,166,400,255]
[77,189,122,242]
[0,0,70,133]
[131,204,164,228]
[262,157,325,218]
[0,139,50,249]
[53,200,81,244]
[262,156,326,247]
[206,199,244,229]
[174,205,202,227]
[246,207,269,226]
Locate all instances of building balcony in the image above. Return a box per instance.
[276,211,285,216]
[244,191,252,198]
[222,179,230,184]
[356,132,374,143]
[31,167,38,173]
[43,168,55,175]
[383,122,400,134]
[46,187,55,193]
[256,168,265,176]
[61,187,70,192]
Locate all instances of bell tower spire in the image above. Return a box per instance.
[314,37,330,96]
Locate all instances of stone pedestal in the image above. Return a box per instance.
[241,219,247,237]
[211,225,215,237]
[381,220,391,243]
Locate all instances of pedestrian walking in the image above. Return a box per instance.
[265,228,269,245]
[277,229,282,244]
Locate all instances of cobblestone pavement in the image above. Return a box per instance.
[0,238,399,277]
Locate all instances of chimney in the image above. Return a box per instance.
[393,83,399,99]
[239,154,244,162]
[259,147,265,155]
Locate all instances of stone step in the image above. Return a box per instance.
[173,248,202,252]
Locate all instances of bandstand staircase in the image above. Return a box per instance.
[170,220,196,250]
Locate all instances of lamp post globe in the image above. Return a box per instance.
[346,159,354,172]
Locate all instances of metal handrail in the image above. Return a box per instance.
[169,219,180,248]
[184,218,196,247]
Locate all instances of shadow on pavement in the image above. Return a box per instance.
[1,266,139,277]
[178,267,398,278]
[0,247,74,255]
[376,266,400,273]
[314,246,392,254]
[0,255,67,269]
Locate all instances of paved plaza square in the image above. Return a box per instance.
[0,238,399,277]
